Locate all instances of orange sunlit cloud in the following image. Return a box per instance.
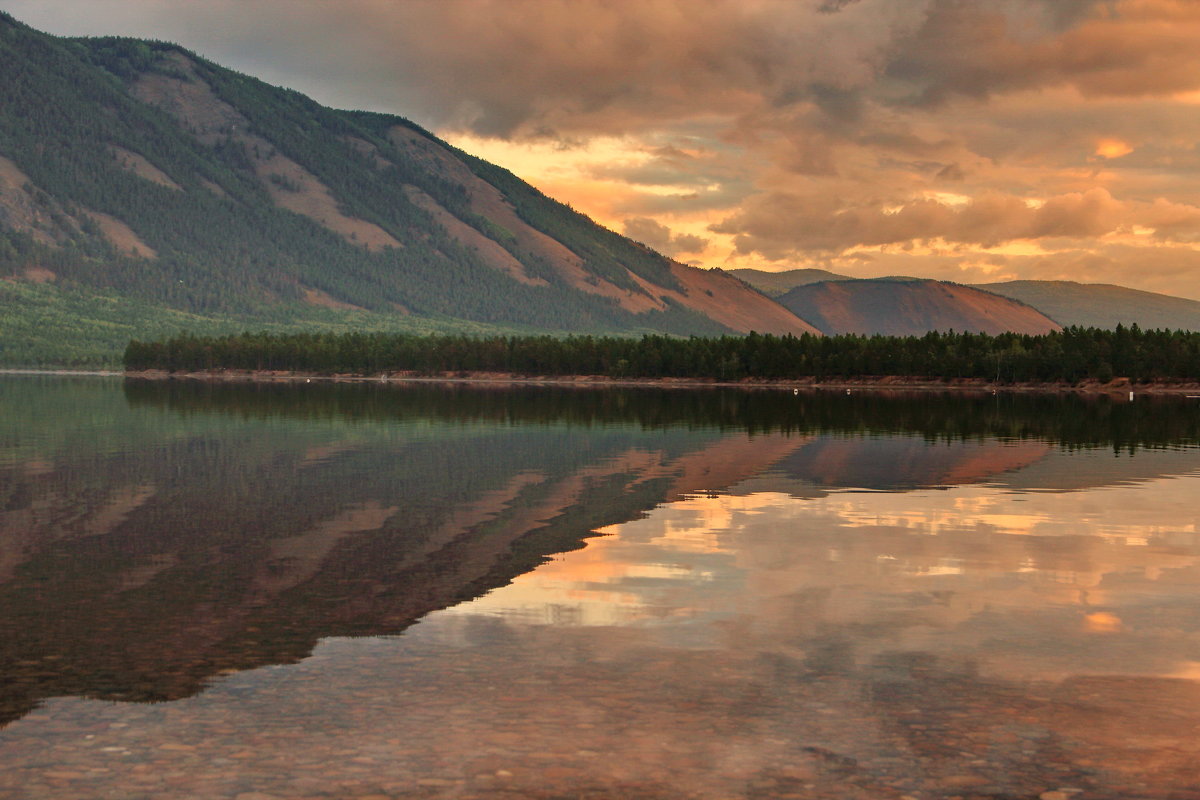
[1085,612,1125,633]
[1095,139,1135,159]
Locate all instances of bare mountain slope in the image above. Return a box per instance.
[776,279,1061,336]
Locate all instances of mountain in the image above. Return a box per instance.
[975,280,1200,331]
[775,278,1061,336]
[735,267,1200,334]
[0,15,817,366]
[727,267,850,296]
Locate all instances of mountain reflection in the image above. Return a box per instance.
[1,377,1198,730]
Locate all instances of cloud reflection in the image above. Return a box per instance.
[445,473,1200,683]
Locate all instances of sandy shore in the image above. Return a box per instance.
[121,369,1200,396]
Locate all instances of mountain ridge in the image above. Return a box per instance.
[775,278,1062,337]
[0,14,817,364]
[974,280,1200,331]
[726,267,849,296]
[732,267,1200,333]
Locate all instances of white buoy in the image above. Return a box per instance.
[1129,390,1134,401]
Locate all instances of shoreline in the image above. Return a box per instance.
[0,368,122,377]
[120,369,1200,396]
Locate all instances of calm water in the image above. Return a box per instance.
[2,377,1200,799]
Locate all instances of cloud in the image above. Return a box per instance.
[886,0,1200,108]
[2,0,925,136]
[238,0,1200,137]
[817,0,864,13]
[622,217,709,257]
[713,187,1200,256]
[10,2,1200,142]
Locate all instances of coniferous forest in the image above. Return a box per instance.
[126,325,1200,384]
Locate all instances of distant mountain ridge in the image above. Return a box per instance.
[0,13,816,364]
[733,268,1200,334]
[727,267,849,296]
[775,278,1061,337]
[974,280,1200,331]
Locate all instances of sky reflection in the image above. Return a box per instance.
[440,473,1200,687]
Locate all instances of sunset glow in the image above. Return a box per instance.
[1095,139,1135,160]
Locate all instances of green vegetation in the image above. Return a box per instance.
[126,325,1200,384]
[0,281,540,367]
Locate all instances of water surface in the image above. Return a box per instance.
[2,377,1199,799]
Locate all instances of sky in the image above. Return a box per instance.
[5,0,1200,298]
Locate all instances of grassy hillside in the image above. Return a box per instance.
[0,281,539,367]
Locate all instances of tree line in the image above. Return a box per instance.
[125,325,1200,383]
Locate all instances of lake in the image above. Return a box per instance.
[2,376,1199,799]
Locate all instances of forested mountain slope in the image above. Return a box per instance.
[0,14,816,364]
[776,279,1061,336]
[976,281,1200,331]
